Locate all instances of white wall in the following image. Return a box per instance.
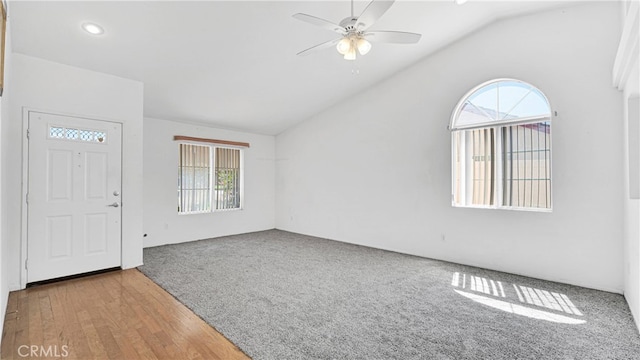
[143,118,275,247]
[620,0,640,332]
[623,69,640,331]
[0,9,12,343]
[2,54,144,290]
[276,3,624,293]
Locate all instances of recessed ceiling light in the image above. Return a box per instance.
[455,0,469,4]
[81,22,104,35]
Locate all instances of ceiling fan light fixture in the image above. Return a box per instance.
[344,46,357,60]
[337,37,352,55]
[356,37,371,55]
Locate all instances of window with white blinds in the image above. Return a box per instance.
[450,79,552,211]
[214,147,241,210]
[178,143,243,213]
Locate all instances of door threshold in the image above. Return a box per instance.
[27,267,122,288]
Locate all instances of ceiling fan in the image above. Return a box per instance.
[293,0,421,60]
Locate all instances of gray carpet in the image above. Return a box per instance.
[138,230,640,359]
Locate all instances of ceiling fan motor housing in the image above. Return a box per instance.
[339,17,360,34]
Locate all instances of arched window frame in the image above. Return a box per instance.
[450,78,553,211]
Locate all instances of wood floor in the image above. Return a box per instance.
[1,269,249,360]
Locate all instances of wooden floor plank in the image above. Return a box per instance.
[0,292,18,360]
[77,309,110,358]
[54,284,93,359]
[38,293,59,351]
[27,290,44,349]
[1,269,249,360]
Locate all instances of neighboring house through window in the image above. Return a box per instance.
[178,142,243,213]
[450,79,552,211]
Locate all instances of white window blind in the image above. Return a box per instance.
[178,144,212,213]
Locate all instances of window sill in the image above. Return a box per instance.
[452,204,552,213]
[178,208,243,215]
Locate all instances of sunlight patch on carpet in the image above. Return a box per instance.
[452,272,586,324]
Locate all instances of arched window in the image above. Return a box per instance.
[450,79,552,210]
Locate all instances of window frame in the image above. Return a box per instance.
[177,141,245,215]
[450,78,553,212]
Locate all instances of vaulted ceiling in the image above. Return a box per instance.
[9,1,574,135]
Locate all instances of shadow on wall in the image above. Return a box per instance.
[451,272,585,325]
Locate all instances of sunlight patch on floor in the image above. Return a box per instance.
[451,272,586,324]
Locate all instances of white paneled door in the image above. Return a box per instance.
[27,112,122,283]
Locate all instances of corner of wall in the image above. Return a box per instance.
[0,4,13,344]
[618,0,640,334]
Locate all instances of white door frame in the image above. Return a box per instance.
[20,107,125,288]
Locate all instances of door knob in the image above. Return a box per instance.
[107,202,120,208]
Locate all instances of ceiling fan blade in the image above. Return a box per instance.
[296,38,341,57]
[355,0,395,31]
[292,13,346,34]
[365,31,421,44]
